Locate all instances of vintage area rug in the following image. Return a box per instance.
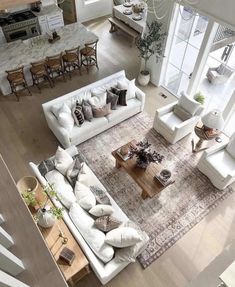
[78,112,234,268]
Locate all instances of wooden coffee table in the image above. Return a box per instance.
[112,140,174,199]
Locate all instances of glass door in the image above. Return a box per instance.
[164,5,209,96]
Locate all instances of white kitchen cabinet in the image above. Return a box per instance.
[0,27,6,46]
[37,6,64,35]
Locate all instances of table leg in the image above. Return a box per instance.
[196,138,204,149]
[141,190,149,200]
[115,159,121,169]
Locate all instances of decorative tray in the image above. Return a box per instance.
[132,15,143,21]
[123,9,133,15]
[123,2,133,7]
[116,148,131,161]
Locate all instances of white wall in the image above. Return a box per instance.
[183,0,235,29]
[75,0,112,22]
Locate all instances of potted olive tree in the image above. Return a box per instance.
[136,21,166,86]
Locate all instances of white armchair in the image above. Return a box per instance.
[197,135,235,190]
[153,93,204,144]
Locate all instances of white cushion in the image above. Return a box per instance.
[77,162,104,190]
[226,137,235,159]
[117,77,136,100]
[206,150,235,178]
[159,112,183,131]
[74,181,96,210]
[54,146,73,175]
[53,103,74,132]
[105,227,142,248]
[45,170,76,209]
[88,93,107,108]
[179,92,200,115]
[89,204,114,217]
[69,203,114,263]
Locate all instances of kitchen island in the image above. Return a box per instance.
[0,22,98,96]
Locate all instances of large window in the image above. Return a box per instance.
[164,6,209,96]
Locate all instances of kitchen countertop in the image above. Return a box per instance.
[0,22,98,95]
[32,4,63,17]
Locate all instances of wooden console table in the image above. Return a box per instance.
[32,201,89,286]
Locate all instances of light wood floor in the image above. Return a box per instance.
[0,17,235,287]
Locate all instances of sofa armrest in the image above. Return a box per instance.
[45,112,71,148]
[204,142,229,157]
[135,87,145,111]
[156,101,178,117]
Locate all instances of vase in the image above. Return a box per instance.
[37,205,56,228]
[138,71,150,86]
[136,158,149,169]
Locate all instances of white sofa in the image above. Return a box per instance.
[197,135,235,190]
[42,70,145,148]
[29,146,149,285]
[153,96,204,144]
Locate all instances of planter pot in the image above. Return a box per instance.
[37,206,56,228]
[138,71,150,86]
[17,176,47,211]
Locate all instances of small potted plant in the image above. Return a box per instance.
[136,21,166,86]
[22,184,63,228]
[129,140,164,169]
[194,91,205,105]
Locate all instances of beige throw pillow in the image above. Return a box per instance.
[74,181,96,210]
[94,216,122,232]
[92,103,111,118]
[89,204,114,217]
[173,104,192,121]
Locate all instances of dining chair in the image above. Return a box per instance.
[80,39,99,73]
[46,53,66,84]
[62,46,81,79]
[6,66,31,101]
[30,60,53,91]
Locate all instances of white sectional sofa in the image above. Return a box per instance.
[29,146,149,285]
[42,71,145,148]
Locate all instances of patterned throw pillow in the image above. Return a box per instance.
[110,87,127,106]
[90,186,111,205]
[72,101,85,126]
[38,158,55,177]
[66,158,82,188]
[95,216,122,232]
[82,100,93,122]
[92,103,111,118]
[106,90,119,110]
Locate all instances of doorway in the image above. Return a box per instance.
[58,0,77,24]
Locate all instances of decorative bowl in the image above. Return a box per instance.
[159,169,171,182]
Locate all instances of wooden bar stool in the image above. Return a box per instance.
[30,60,53,91]
[6,66,31,101]
[62,46,81,79]
[46,53,66,84]
[80,39,99,73]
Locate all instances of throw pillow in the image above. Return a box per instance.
[92,103,111,118]
[179,92,200,115]
[69,203,114,263]
[74,181,96,210]
[88,92,107,108]
[38,158,55,177]
[82,100,93,122]
[66,158,82,188]
[89,204,114,217]
[113,0,125,5]
[126,79,137,100]
[90,186,111,205]
[45,170,76,209]
[106,89,119,110]
[72,101,85,126]
[173,104,192,121]
[54,103,74,132]
[54,146,73,176]
[105,227,142,248]
[94,216,122,232]
[111,87,127,106]
[115,221,149,262]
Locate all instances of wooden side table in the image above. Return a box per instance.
[32,201,89,286]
